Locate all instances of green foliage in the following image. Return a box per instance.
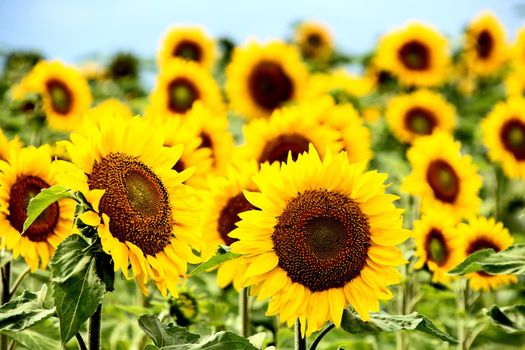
[0,285,55,332]
[0,320,60,350]
[189,246,241,276]
[49,234,106,343]
[487,305,525,334]
[22,185,78,233]
[139,314,259,350]
[341,310,458,343]
[449,244,525,276]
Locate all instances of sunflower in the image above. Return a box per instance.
[238,98,342,165]
[482,97,525,179]
[413,212,462,285]
[201,162,259,289]
[146,59,225,119]
[230,146,409,335]
[305,70,375,100]
[0,129,22,162]
[385,89,456,144]
[12,60,92,131]
[374,22,449,87]
[455,217,517,291]
[158,26,216,71]
[463,12,508,76]
[226,41,309,119]
[159,114,213,188]
[0,146,75,271]
[402,132,482,222]
[311,97,373,165]
[57,109,201,297]
[294,21,333,61]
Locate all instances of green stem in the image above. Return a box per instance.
[9,267,30,298]
[309,323,334,350]
[240,288,250,338]
[88,303,102,350]
[457,281,471,350]
[295,320,306,350]
[76,333,88,350]
[1,261,11,350]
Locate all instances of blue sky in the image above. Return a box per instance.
[1,0,524,64]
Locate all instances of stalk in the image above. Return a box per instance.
[294,320,306,350]
[88,303,103,350]
[1,262,11,350]
[240,288,250,338]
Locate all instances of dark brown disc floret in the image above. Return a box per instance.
[167,77,199,113]
[426,159,460,203]
[248,60,293,111]
[8,175,59,242]
[45,78,73,115]
[258,134,311,165]
[173,40,203,62]
[500,118,525,160]
[424,228,449,266]
[88,152,173,256]
[404,107,437,135]
[217,192,255,246]
[398,40,431,70]
[476,30,494,59]
[272,190,371,292]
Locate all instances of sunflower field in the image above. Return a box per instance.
[0,8,525,350]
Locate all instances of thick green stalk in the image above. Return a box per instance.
[240,288,250,338]
[1,262,11,350]
[89,303,103,350]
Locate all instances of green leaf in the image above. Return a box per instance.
[149,332,260,350]
[486,305,525,334]
[1,319,61,350]
[0,285,55,331]
[449,244,525,276]
[50,234,106,343]
[189,246,240,276]
[23,185,77,233]
[138,315,200,347]
[341,310,458,344]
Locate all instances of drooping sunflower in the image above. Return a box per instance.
[413,212,462,285]
[159,114,213,188]
[311,97,373,165]
[374,22,449,87]
[455,217,517,291]
[385,89,456,144]
[58,109,201,297]
[482,97,525,179]
[402,132,482,222]
[12,60,92,131]
[230,146,409,335]
[226,41,309,119]
[463,12,508,76]
[0,146,75,271]
[201,162,259,289]
[294,21,333,62]
[157,26,216,71]
[239,98,342,165]
[146,59,225,119]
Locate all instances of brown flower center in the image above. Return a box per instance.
[173,40,203,62]
[307,33,322,48]
[272,190,371,292]
[500,118,525,160]
[217,193,255,246]
[426,159,460,203]
[398,40,430,70]
[45,79,73,115]
[476,30,494,59]
[405,107,437,135]
[167,77,199,113]
[258,134,311,165]
[8,175,59,242]
[466,237,500,277]
[248,61,293,111]
[424,228,448,266]
[88,152,173,255]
